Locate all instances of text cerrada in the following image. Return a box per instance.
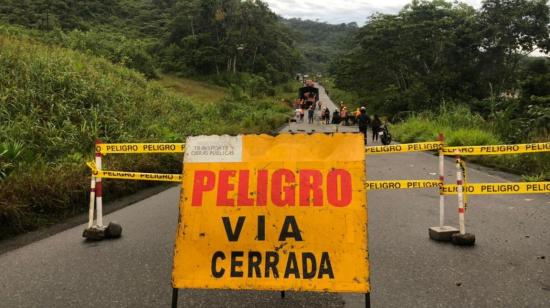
[211,216,334,280]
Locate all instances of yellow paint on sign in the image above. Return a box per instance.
[172,134,369,293]
[441,182,550,195]
[96,143,185,155]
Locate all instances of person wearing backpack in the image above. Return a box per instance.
[357,107,370,145]
[331,109,341,125]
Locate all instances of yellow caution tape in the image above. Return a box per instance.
[86,161,182,182]
[97,170,182,182]
[366,180,441,190]
[442,142,550,156]
[96,143,185,155]
[86,161,98,174]
[365,179,550,195]
[441,182,550,195]
[365,142,441,154]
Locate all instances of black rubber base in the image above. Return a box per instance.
[82,227,105,241]
[83,222,122,240]
[105,222,122,238]
[429,226,459,242]
[451,233,476,246]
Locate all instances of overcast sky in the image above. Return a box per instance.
[265,0,482,24]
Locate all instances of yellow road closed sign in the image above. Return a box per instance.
[172,134,369,293]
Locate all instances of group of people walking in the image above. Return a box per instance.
[295,80,384,145]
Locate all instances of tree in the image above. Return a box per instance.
[333,0,482,114]
[478,0,550,98]
[333,0,550,116]
[162,0,301,83]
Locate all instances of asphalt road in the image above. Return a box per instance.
[1,85,549,307]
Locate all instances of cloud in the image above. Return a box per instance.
[264,0,482,24]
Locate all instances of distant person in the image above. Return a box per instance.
[308,105,314,124]
[293,99,301,109]
[341,107,348,126]
[372,114,382,142]
[350,107,360,125]
[295,108,301,122]
[324,107,330,124]
[357,107,370,145]
[300,101,307,116]
[331,109,341,124]
[306,92,316,109]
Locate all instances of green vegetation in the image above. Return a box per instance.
[0,23,158,78]
[0,34,292,239]
[333,0,550,115]
[161,1,301,83]
[322,78,363,110]
[331,0,549,177]
[283,19,358,74]
[0,0,548,239]
[0,1,303,85]
[391,106,549,179]
[392,106,501,146]
[0,0,128,31]
[157,75,228,104]
[0,0,306,239]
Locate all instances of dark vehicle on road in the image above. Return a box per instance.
[380,123,392,145]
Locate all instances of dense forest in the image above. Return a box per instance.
[331,0,549,178]
[0,0,306,87]
[333,0,549,134]
[283,18,358,73]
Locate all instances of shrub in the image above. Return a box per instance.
[391,105,548,179]
[0,34,291,239]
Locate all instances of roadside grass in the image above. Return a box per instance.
[391,106,549,179]
[156,75,228,104]
[0,34,292,239]
[322,78,363,109]
[521,173,547,182]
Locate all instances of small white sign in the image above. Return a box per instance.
[184,135,243,163]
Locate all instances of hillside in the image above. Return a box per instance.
[283,18,358,74]
[157,75,228,104]
[0,33,292,239]
[0,0,164,35]
[0,0,304,84]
